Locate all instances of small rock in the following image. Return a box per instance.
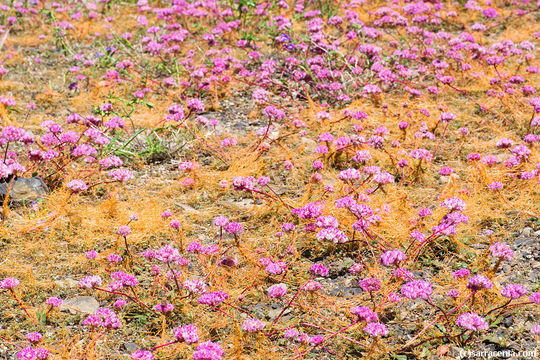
[515,237,535,246]
[328,286,362,297]
[521,227,534,237]
[469,243,488,250]
[174,202,200,214]
[267,305,290,320]
[121,343,139,353]
[502,315,513,327]
[223,198,261,210]
[268,129,280,140]
[60,296,99,314]
[301,137,316,146]
[534,230,540,237]
[301,137,317,153]
[448,346,465,359]
[54,278,79,289]
[329,257,354,277]
[0,176,49,203]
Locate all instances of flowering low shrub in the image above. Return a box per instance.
[0,113,133,196]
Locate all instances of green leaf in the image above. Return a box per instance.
[37,309,47,325]
[490,315,503,327]
[114,149,136,157]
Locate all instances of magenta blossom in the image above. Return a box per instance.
[309,263,329,277]
[363,322,389,337]
[489,242,513,260]
[380,250,406,267]
[501,284,527,299]
[401,280,433,300]
[173,324,199,344]
[456,312,489,331]
[242,318,265,333]
[350,306,378,323]
[467,275,493,291]
[358,277,381,292]
[193,341,224,360]
[0,277,20,289]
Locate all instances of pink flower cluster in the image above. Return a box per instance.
[350,306,378,323]
[489,242,514,260]
[456,312,489,331]
[241,318,265,333]
[173,324,199,344]
[83,308,122,329]
[198,291,229,306]
[401,280,433,300]
[193,341,224,360]
[467,275,493,291]
[0,277,20,289]
[380,250,406,267]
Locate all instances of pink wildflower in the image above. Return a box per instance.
[456,312,489,331]
[26,332,42,343]
[363,322,389,337]
[489,242,513,260]
[358,277,381,292]
[501,284,527,299]
[453,269,470,279]
[267,283,288,298]
[401,280,432,300]
[173,324,199,344]
[117,225,131,237]
[79,276,103,289]
[309,263,329,277]
[467,275,493,291]
[46,297,63,307]
[193,341,224,360]
[66,180,88,193]
[0,277,20,289]
[380,250,406,267]
[350,306,378,323]
[130,351,154,360]
[242,318,265,333]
